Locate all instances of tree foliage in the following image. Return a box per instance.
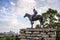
[42,8,60,40]
[42,8,60,28]
[35,24,40,29]
[35,8,60,40]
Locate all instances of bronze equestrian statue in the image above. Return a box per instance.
[24,9,44,28]
[32,8,38,19]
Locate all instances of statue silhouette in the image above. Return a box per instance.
[24,9,44,28]
[32,8,38,19]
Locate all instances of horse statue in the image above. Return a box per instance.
[24,13,44,28]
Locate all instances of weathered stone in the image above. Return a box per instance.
[19,28,56,40]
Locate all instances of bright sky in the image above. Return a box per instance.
[0,0,60,33]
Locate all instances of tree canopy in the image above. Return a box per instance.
[35,8,60,40]
[42,8,60,28]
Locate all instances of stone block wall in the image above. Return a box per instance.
[19,28,56,40]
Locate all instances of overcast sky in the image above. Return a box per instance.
[0,0,60,33]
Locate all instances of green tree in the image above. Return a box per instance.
[5,35,15,40]
[15,35,19,40]
[42,8,60,40]
[35,24,40,29]
[35,8,60,40]
[42,8,59,28]
[5,37,10,40]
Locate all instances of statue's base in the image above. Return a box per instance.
[20,28,56,40]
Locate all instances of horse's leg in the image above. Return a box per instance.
[31,23,33,28]
[31,21,33,28]
[39,20,43,28]
[41,19,44,28]
[39,20,41,28]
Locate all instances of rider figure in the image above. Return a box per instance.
[32,8,38,19]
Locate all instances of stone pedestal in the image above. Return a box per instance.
[19,28,56,40]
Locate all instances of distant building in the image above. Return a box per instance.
[0,33,6,40]
[5,31,18,36]
[0,31,18,40]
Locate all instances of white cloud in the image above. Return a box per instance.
[15,0,49,16]
[1,7,7,13]
[0,0,60,33]
[13,0,49,29]
[0,6,31,33]
[46,0,57,3]
[15,0,36,16]
[10,2,15,6]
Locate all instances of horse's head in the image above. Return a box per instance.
[24,13,28,18]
